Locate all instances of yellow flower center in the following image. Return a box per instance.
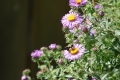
[76,0,81,4]
[67,14,76,21]
[69,48,78,55]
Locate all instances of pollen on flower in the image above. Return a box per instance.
[67,14,76,21]
[76,0,81,4]
[69,48,78,55]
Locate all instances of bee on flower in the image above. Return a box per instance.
[64,44,85,60]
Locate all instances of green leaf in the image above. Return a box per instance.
[115,30,120,36]
[92,73,101,80]
[101,73,109,80]
[65,75,73,78]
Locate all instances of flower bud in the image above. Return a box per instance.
[90,30,96,38]
[99,11,104,16]
[94,4,102,10]
[92,78,96,80]
[82,27,88,33]
[40,47,48,51]
[56,45,62,50]
[49,44,57,50]
[21,75,28,80]
[91,47,97,51]
[36,71,43,79]
[22,69,30,75]
[90,30,96,35]
[37,71,43,75]
[73,39,78,44]
[41,68,47,72]
[58,59,62,64]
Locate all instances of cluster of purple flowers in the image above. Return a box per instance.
[60,0,104,61]
[21,0,109,79]
[61,0,88,60]
[31,44,57,59]
[30,0,105,65]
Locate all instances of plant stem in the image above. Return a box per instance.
[37,60,40,69]
[92,0,95,6]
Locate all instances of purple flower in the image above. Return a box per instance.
[21,75,28,80]
[31,50,43,58]
[69,0,87,7]
[61,12,83,29]
[49,44,57,50]
[90,29,96,37]
[95,4,102,10]
[64,44,85,60]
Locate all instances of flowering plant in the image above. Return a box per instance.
[22,0,120,80]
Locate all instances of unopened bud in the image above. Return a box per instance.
[21,75,28,80]
[22,69,30,75]
[58,59,62,64]
[91,47,97,51]
[82,27,88,33]
[40,47,48,51]
[99,11,104,17]
[42,68,47,72]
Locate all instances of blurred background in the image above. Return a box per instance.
[0,0,69,80]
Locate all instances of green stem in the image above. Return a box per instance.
[40,77,43,80]
[81,7,85,15]
[92,0,95,6]
[44,52,51,78]
[37,60,40,69]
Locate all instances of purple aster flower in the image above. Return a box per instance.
[21,75,28,80]
[94,4,102,10]
[69,0,87,7]
[61,12,83,29]
[31,50,43,58]
[64,44,85,60]
[49,44,57,50]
